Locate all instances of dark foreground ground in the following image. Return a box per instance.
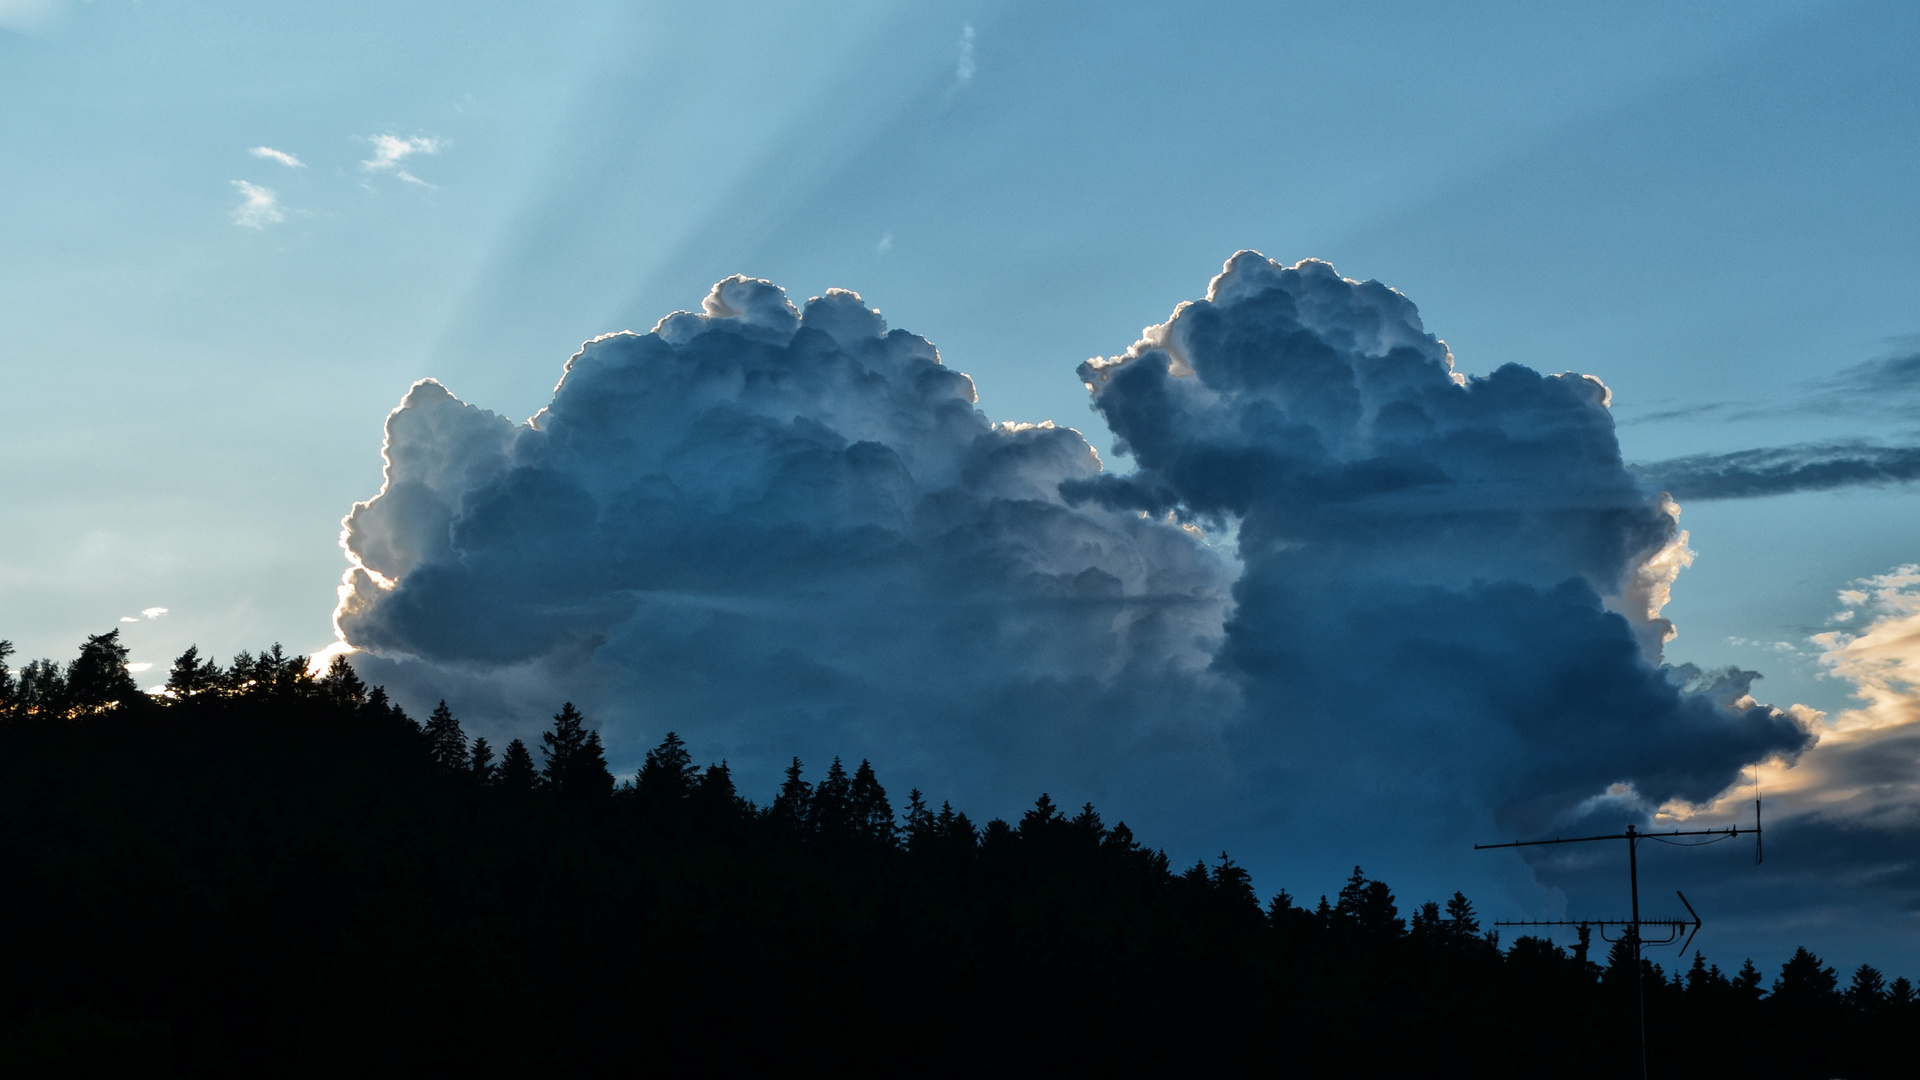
[2,633,1912,1077]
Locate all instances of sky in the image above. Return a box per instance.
[5,0,1920,977]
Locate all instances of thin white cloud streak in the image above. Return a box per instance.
[230,181,284,229]
[249,146,305,169]
[361,135,443,186]
[0,0,58,32]
[956,23,975,84]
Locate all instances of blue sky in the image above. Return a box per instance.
[5,0,1919,972]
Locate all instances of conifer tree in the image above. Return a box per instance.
[424,701,469,773]
[1889,976,1915,1007]
[497,738,538,792]
[692,760,738,814]
[1444,891,1480,942]
[0,640,13,708]
[1775,947,1840,1005]
[1846,964,1887,1010]
[902,789,935,848]
[637,731,695,799]
[317,654,366,707]
[810,757,852,835]
[848,759,892,842]
[66,630,138,712]
[541,703,612,799]
[1734,958,1764,1000]
[469,737,496,783]
[165,646,223,698]
[770,758,811,831]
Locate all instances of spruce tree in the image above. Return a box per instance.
[637,731,695,799]
[770,758,811,831]
[1444,891,1480,942]
[848,759,892,842]
[424,701,469,773]
[902,789,935,849]
[497,738,538,792]
[810,757,852,836]
[469,737,496,783]
[540,703,612,799]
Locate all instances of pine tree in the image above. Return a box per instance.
[1733,958,1764,1000]
[1889,976,1915,1007]
[902,789,935,848]
[317,654,366,707]
[165,646,223,698]
[848,759,893,842]
[1774,947,1840,1005]
[424,701,468,773]
[469,737,496,783]
[66,630,138,712]
[541,703,612,799]
[1846,964,1887,1011]
[810,757,852,835]
[0,640,14,708]
[497,738,538,792]
[1444,891,1480,942]
[637,731,695,799]
[770,758,811,831]
[692,761,738,815]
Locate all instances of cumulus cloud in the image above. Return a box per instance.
[341,277,1234,815]
[230,181,284,229]
[335,254,1812,900]
[249,146,304,169]
[361,134,442,186]
[142,606,167,619]
[1633,441,1920,500]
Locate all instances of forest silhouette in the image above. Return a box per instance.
[0,631,1911,1077]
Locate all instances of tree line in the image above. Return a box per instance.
[0,631,1911,1077]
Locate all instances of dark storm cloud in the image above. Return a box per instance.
[334,254,1812,888]
[1073,253,1809,832]
[1634,441,1920,500]
[339,278,1238,811]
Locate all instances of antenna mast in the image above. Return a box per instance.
[1474,806,1762,1080]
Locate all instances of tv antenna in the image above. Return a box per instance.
[1474,793,1762,1080]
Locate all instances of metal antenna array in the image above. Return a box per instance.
[1474,794,1762,1080]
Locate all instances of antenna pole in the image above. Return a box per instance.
[1755,785,1764,866]
[1628,826,1648,1080]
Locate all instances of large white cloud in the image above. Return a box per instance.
[335,255,1813,897]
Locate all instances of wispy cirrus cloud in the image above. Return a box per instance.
[360,134,442,186]
[249,146,305,169]
[1632,440,1920,500]
[957,24,976,83]
[230,180,284,229]
[1620,335,1920,427]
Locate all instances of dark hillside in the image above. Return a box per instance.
[0,633,1909,1077]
